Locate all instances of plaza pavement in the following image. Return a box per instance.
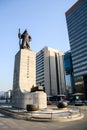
[0,110,87,130]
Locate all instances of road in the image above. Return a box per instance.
[0,113,87,130]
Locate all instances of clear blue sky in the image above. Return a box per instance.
[0,0,77,91]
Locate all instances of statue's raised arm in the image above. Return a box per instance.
[18,29,32,49]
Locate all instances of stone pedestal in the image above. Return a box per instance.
[12,49,36,108]
[13,49,36,92]
[12,49,47,109]
[12,91,47,109]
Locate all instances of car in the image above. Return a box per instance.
[75,99,84,106]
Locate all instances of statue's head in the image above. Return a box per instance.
[24,29,27,33]
[25,29,27,31]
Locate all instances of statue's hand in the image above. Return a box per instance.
[18,33,21,39]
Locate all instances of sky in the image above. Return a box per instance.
[0,0,78,92]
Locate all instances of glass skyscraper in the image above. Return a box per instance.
[64,51,75,95]
[66,0,87,99]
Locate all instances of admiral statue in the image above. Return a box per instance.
[18,29,32,49]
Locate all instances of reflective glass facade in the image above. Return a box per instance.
[64,51,75,94]
[64,51,73,74]
[66,0,87,98]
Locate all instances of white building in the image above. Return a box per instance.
[36,46,66,96]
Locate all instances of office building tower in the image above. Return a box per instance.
[64,51,75,96]
[66,0,87,98]
[36,46,66,96]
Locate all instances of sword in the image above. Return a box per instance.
[18,28,21,49]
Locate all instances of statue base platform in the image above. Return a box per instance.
[12,91,47,110]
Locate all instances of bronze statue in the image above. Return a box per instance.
[18,29,32,49]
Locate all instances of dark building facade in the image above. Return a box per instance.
[64,51,75,96]
[66,0,87,99]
